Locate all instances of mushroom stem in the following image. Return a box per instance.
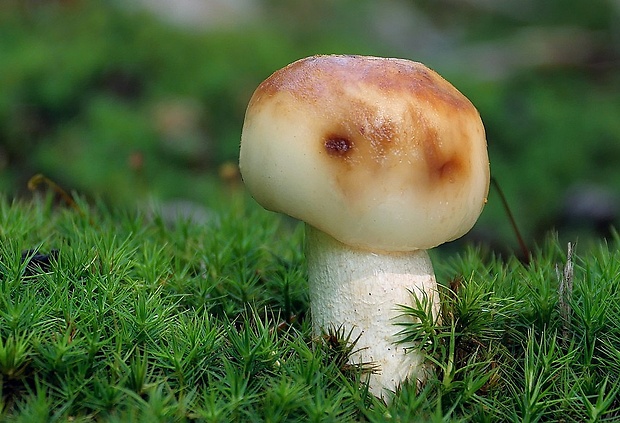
[305,225,440,397]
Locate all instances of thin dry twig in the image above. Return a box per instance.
[28,173,80,211]
[557,242,575,344]
[491,177,530,262]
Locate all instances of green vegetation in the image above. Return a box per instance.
[1,196,619,421]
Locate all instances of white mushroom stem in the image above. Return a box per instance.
[305,226,440,397]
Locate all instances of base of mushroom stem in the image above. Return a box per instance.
[305,226,440,397]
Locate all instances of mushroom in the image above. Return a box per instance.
[239,55,489,396]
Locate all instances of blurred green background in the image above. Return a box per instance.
[1,0,619,254]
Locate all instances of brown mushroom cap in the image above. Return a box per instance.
[239,55,490,251]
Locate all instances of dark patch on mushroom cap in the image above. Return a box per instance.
[324,136,354,157]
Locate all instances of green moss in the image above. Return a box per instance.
[0,196,619,421]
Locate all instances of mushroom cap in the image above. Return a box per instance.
[239,55,490,251]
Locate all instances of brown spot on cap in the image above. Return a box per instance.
[421,124,468,186]
[324,136,353,157]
